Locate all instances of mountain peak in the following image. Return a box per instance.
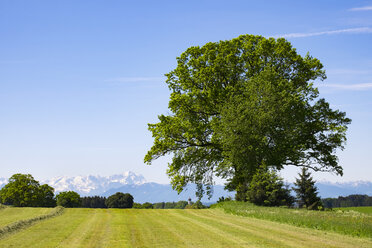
[42,171,146,195]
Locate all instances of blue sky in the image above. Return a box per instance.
[1,0,372,183]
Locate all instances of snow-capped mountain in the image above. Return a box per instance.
[1,172,371,202]
[42,171,146,196]
[315,180,372,198]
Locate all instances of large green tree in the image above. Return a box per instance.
[0,174,55,207]
[105,192,134,208]
[56,191,81,208]
[38,184,57,207]
[144,35,351,198]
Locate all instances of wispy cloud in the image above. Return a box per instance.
[105,77,165,83]
[349,6,372,11]
[276,27,372,38]
[320,83,372,90]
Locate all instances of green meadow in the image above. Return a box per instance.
[0,207,52,228]
[213,202,372,239]
[334,206,372,215]
[0,204,372,248]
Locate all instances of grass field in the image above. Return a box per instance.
[0,207,371,248]
[334,206,372,215]
[0,207,53,228]
[214,201,372,239]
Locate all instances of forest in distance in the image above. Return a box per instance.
[1,172,372,209]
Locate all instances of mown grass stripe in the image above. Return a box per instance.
[124,209,249,248]
[150,209,214,247]
[0,207,64,239]
[134,210,187,247]
[187,209,352,248]
[84,209,112,248]
[118,209,190,248]
[104,209,131,248]
[196,209,372,248]
[0,207,52,228]
[163,209,261,247]
[190,210,328,246]
[150,209,228,247]
[173,210,291,248]
[56,209,102,248]
[216,201,372,238]
[186,210,305,248]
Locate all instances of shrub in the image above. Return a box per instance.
[185,200,207,209]
[217,196,232,203]
[132,202,153,209]
[142,202,153,209]
[246,165,294,207]
[56,191,81,208]
[105,192,134,208]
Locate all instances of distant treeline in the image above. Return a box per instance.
[81,196,107,208]
[152,201,188,209]
[322,194,372,208]
[80,198,191,209]
[132,201,189,209]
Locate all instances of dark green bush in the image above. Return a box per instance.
[105,192,134,208]
[56,191,81,208]
[246,165,293,207]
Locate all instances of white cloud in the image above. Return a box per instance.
[105,77,165,83]
[275,27,372,38]
[349,6,372,11]
[320,83,372,90]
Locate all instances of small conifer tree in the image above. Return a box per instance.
[246,165,294,207]
[293,167,323,210]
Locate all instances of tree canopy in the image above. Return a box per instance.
[38,184,57,207]
[56,191,81,208]
[105,192,134,208]
[144,35,351,199]
[0,174,56,207]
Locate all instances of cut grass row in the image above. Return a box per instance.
[213,201,372,239]
[0,208,371,248]
[0,207,54,228]
[0,207,64,239]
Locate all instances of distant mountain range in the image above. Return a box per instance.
[41,172,234,203]
[315,181,372,198]
[0,172,371,203]
[43,171,147,196]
